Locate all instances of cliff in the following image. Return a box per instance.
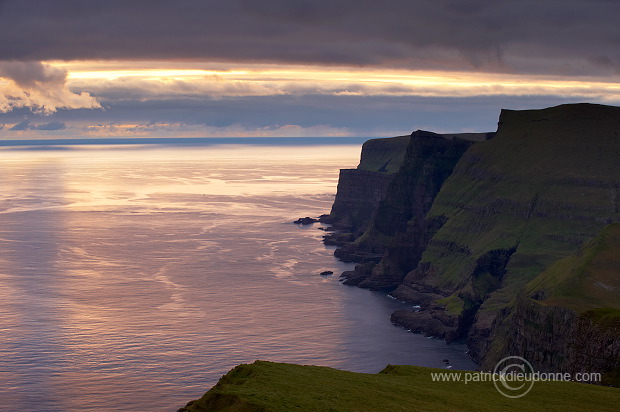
[179,361,620,411]
[321,135,410,261]
[324,135,410,230]
[327,131,487,272]
[480,223,620,385]
[326,103,620,380]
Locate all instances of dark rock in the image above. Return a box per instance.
[333,244,384,264]
[476,295,620,386]
[293,217,318,225]
[391,309,461,341]
[340,262,376,286]
[323,232,355,247]
[317,214,332,223]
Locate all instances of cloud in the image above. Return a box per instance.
[62,64,620,104]
[8,120,66,130]
[35,121,66,130]
[9,120,30,130]
[0,61,101,113]
[1,93,599,140]
[72,121,353,138]
[0,1,618,76]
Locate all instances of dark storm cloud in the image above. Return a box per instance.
[0,61,66,88]
[0,0,618,75]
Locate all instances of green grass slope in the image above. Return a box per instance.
[414,103,619,323]
[357,135,411,173]
[481,224,620,380]
[180,361,620,412]
[524,223,620,313]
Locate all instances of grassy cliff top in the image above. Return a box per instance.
[180,361,619,411]
[357,132,490,174]
[357,135,411,173]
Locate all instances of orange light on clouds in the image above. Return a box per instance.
[49,60,620,100]
[67,69,250,80]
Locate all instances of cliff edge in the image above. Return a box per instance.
[179,361,619,411]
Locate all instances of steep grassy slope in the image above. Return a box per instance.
[180,361,620,412]
[357,135,411,173]
[481,224,620,383]
[389,104,619,346]
[525,223,620,312]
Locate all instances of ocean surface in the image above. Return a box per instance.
[0,139,476,411]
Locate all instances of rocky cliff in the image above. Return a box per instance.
[326,131,487,276]
[326,103,620,382]
[479,223,620,385]
[321,135,410,262]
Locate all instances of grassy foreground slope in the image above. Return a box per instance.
[180,361,619,412]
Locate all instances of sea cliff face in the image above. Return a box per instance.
[326,130,485,284]
[326,103,620,381]
[479,223,620,384]
[322,135,410,261]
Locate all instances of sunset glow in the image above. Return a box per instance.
[54,61,620,99]
[1,1,619,138]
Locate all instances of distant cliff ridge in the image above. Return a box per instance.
[324,103,620,383]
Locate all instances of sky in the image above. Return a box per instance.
[0,0,619,139]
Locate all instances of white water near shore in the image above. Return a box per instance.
[0,143,475,411]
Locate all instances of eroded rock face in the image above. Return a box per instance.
[326,169,395,232]
[324,135,411,232]
[328,130,476,288]
[391,308,461,341]
[478,297,620,385]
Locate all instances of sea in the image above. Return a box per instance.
[0,138,476,411]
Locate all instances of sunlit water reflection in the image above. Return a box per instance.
[0,144,475,411]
